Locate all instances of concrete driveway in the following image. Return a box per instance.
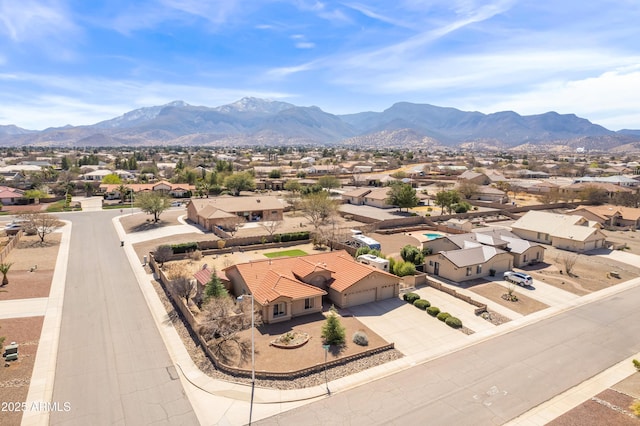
[346,294,484,362]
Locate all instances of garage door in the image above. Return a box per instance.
[346,288,376,307]
[379,284,395,300]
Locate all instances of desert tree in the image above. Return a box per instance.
[458,181,480,200]
[224,172,255,196]
[300,191,338,231]
[17,212,63,243]
[135,191,171,222]
[154,245,173,268]
[387,183,419,212]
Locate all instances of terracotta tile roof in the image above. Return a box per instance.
[225,250,396,304]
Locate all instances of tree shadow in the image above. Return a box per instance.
[130,220,168,233]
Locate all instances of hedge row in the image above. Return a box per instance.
[404,294,463,329]
[171,242,199,254]
[274,231,310,242]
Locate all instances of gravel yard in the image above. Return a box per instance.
[469,282,549,316]
[0,316,44,425]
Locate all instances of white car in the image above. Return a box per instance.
[503,271,533,286]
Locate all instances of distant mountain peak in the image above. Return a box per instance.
[215,97,295,114]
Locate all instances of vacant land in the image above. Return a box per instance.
[521,245,640,295]
[0,316,44,425]
[0,233,61,301]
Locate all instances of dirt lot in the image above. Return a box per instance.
[520,245,640,296]
[469,282,549,316]
[0,316,44,425]
[604,228,640,254]
[0,233,61,301]
[549,373,640,426]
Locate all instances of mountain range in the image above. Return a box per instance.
[1,97,639,151]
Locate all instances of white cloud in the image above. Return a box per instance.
[469,66,640,130]
[0,0,78,42]
[295,42,316,49]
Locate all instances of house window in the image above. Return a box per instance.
[304,298,314,310]
[273,302,286,317]
[271,210,278,214]
[476,265,482,274]
[429,260,433,266]
[466,267,472,276]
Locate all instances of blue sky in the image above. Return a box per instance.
[1,0,640,130]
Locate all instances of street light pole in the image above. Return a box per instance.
[237,294,255,425]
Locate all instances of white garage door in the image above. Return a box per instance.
[379,284,395,300]
[346,288,376,307]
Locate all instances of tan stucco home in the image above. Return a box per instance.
[510,211,607,252]
[568,205,640,229]
[424,245,513,282]
[224,250,400,323]
[187,195,284,231]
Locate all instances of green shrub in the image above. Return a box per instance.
[403,292,420,303]
[355,246,372,257]
[281,233,291,242]
[634,359,640,372]
[445,316,463,328]
[437,312,451,322]
[394,261,416,277]
[352,330,369,346]
[427,306,440,316]
[170,242,198,254]
[273,234,282,243]
[413,299,431,310]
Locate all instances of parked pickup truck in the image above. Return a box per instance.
[503,271,533,286]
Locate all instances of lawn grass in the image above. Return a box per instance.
[263,249,308,258]
[45,200,82,212]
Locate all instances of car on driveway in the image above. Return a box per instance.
[503,271,533,286]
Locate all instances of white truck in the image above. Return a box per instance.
[503,271,533,286]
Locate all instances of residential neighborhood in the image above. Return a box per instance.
[1,145,640,425]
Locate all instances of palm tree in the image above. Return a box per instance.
[0,263,13,286]
[117,184,129,203]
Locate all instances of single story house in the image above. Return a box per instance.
[187,195,284,231]
[362,187,393,208]
[423,245,513,282]
[567,205,640,229]
[224,250,400,323]
[0,186,25,205]
[510,211,607,252]
[342,188,373,205]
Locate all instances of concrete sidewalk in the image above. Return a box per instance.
[0,297,48,319]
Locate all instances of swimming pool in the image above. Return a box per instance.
[423,233,443,240]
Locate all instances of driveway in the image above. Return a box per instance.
[346,295,475,362]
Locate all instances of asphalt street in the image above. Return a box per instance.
[256,283,640,425]
[50,211,198,425]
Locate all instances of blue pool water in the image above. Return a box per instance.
[423,233,443,240]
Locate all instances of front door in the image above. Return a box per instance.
[434,262,440,276]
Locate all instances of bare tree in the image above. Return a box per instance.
[198,296,263,366]
[260,220,282,237]
[300,192,338,231]
[17,212,63,243]
[170,276,196,304]
[561,253,579,276]
[225,216,245,237]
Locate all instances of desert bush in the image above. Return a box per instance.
[427,306,440,316]
[413,299,431,310]
[394,261,416,277]
[171,242,198,254]
[352,330,369,346]
[437,312,451,322]
[445,316,463,328]
[631,400,640,417]
[403,292,420,303]
[633,359,640,372]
